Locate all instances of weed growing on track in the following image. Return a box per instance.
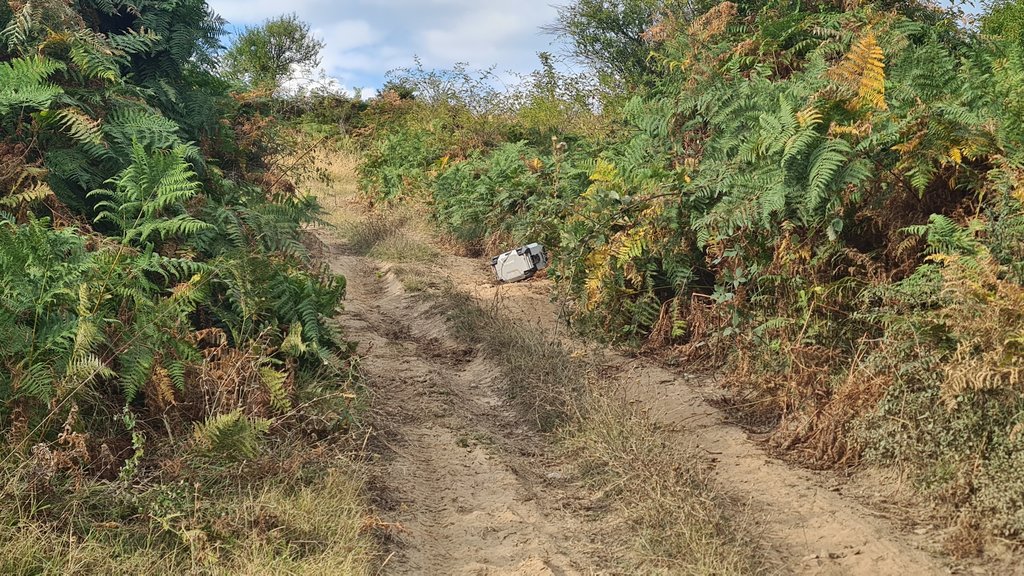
[446,291,584,431]
[568,387,770,575]
[345,213,404,255]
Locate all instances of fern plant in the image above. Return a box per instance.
[0,217,104,431]
[0,0,351,446]
[0,56,65,119]
[91,142,211,246]
[192,409,270,460]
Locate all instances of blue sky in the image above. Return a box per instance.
[208,0,567,95]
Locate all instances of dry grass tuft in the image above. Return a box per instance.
[568,385,770,575]
[446,291,585,431]
[368,232,440,264]
[0,442,379,575]
[344,212,405,255]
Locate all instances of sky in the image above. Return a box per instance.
[207,0,567,96]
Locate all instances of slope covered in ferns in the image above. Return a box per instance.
[0,3,366,570]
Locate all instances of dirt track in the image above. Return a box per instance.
[326,251,598,574]
[319,201,951,575]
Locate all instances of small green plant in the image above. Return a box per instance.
[192,410,271,461]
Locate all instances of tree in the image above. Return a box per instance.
[545,0,712,88]
[222,13,324,93]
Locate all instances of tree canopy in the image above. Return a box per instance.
[222,13,325,93]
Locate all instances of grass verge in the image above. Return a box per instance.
[0,431,380,575]
[443,290,769,574]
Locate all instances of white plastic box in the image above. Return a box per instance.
[491,243,548,283]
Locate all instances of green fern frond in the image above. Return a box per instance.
[192,410,270,460]
[69,34,122,81]
[0,55,65,115]
[805,138,851,215]
[259,367,292,413]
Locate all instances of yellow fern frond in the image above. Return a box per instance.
[611,228,648,263]
[280,322,307,357]
[796,106,822,128]
[0,182,52,208]
[1013,185,1024,205]
[147,365,177,412]
[584,274,603,311]
[891,133,923,156]
[948,147,963,165]
[831,33,887,111]
[590,159,619,183]
[584,245,612,311]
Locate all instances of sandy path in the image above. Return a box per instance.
[316,203,950,574]
[323,250,597,575]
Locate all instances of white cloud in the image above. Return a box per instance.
[208,0,561,92]
[419,10,529,63]
[314,20,379,53]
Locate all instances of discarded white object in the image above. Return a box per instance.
[491,243,548,283]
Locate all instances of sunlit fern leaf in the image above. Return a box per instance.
[166,360,187,390]
[904,214,982,256]
[65,353,115,384]
[0,182,52,209]
[192,410,270,460]
[259,367,292,413]
[760,182,788,222]
[47,108,107,158]
[280,322,307,357]
[91,142,210,245]
[831,32,887,111]
[68,34,122,82]
[0,55,65,115]
[102,106,189,157]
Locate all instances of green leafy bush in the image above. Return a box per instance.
[0,0,349,447]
